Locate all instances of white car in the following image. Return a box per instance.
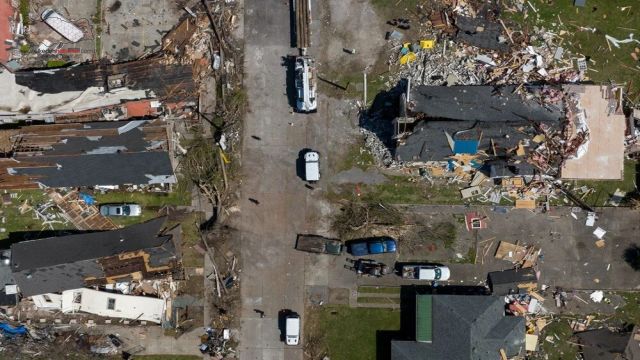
[285,314,300,346]
[417,266,451,281]
[99,204,142,217]
[304,151,320,182]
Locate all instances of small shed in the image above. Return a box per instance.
[487,268,537,295]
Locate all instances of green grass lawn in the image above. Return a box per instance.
[357,297,401,304]
[335,142,376,172]
[504,0,640,98]
[329,174,465,205]
[93,189,190,208]
[612,292,640,325]
[572,160,638,207]
[0,189,68,241]
[168,212,205,268]
[308,305,401,360]
[358,286,402,294]
[539,320,580,360]
[359,176,463,204]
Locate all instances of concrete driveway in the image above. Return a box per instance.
[350,205,640,290]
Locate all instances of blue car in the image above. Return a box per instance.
[348,237,397,256]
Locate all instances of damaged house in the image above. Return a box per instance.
[0,56,196,123]
[394,84,562,178]
[0,119,175,189]
[10,217,181,298]
[392,294,525,360]
[393,83,626,181]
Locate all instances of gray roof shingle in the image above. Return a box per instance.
[13,152,174,187]
[392,295,525,360]
[11,218,176,296]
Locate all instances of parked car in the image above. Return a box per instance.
[344,258,390,277]
[402,265,451,281]
[99,204,142,217]
[285,314,301,346]
[348,237,397,256]
[295,234,342,255]
[304,150,320,182]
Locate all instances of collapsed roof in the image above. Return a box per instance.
[0,57,195,121]
[11,217,180,297]
[394,120,540,163]
[0,119,175,189]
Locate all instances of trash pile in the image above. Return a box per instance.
[0,321,131,357]
[362,0,638,202]
[382,0,586,89]
[199,327,235,358]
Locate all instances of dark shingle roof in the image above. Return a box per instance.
[11,218,174,296]
[488,268,538,295]
[455,16,509,52]
[407,85,563,123]
[14,57,196,102]
[576,329,631,360]
[13,152,174,187]
[392,295,525,360]
[394,120,539,162]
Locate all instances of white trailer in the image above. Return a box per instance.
[41,9,84,43]
[294,56,317,113]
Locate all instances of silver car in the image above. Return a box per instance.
[99,204,142,217]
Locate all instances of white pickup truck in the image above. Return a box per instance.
[402,265,451,281]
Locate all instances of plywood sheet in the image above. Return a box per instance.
[562,85,626,180]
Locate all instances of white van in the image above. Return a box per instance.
[304,151,320,182]
[285,314,300,346]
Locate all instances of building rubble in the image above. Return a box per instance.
[360,0,637,218]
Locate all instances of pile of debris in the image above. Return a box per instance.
[363,0,636,212]
[199,327,235,358]
[381,0,586,89]
[0,321,133,358]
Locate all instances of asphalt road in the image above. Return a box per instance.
[237,0,327,359]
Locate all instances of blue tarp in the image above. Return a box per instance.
[453,140,479,154]
[79,192,95,206]
[0,322,27,336]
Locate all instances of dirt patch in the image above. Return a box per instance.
[315,0,388,100]
[317,0,385,74]
[328,288,350,305]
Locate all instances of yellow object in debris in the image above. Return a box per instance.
[402,42,411,49]
[220,150,230,164]
[399,52,417,65]
[532,134,545,143]
[420,39,435,49]
[516,143,526,156]
[525,334,538,352]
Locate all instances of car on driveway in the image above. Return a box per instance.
[304,150,320,182]
[285,313,301,346]
[347,237,397,256]
[402,265,451,281]
[99,204,142,217]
